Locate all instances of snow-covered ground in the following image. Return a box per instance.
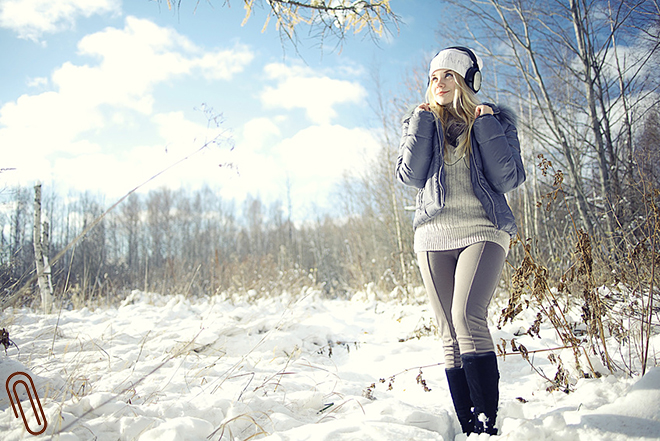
[1,288,659,440]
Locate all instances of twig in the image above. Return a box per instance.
[498,345,580,357]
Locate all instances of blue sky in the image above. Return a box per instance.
[0,0,449,221]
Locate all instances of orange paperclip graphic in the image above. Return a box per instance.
[6,371,48,436]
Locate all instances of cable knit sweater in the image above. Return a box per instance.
[413,144,510,253]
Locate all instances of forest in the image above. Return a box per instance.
[1,0,660,375]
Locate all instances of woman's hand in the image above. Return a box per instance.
[475,105,494,118]
[417,103,431,112]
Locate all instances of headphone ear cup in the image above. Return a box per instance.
[472,70,482,92]
[464,66,480,92]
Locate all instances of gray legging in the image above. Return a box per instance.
[417,241,506,369]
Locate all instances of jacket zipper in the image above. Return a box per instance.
[436,121,446,208]
[470,142,499,228]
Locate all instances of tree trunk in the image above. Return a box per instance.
[33,183,53,313]
[570,0,616,240]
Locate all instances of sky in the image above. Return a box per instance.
[0,0,451,221]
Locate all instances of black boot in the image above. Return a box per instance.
[445,367,475,434]
[461,352,500,435]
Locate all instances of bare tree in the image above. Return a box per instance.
[120,193,142,284]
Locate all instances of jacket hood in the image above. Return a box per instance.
[487,103,517,127]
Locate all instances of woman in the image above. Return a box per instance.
[396,47,525,435]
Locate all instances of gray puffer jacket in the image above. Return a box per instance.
[396,104,526,236]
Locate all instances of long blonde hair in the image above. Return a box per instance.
[425,72,481,158]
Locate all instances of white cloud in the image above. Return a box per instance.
[45,122,232,200]
[59,17,254,112]
[154,112,211,150]
[196,50,255,81]
[218,124,377,208]
[241,117,282,152]
[210,117,286,203]
[0,89,105,156]
[260,63,367,125]
[26,76,48,88]
[51,152,124,195]
[207,116,381,218]
[0,0,119,41]
[0,17,254,193]
[276,124,378,180]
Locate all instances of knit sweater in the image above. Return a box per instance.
[413,143,511,253]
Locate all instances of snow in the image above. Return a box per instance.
[1,288,659,440]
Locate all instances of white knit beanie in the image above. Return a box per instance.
[428,47,483,91]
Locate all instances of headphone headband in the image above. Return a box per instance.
[446,46,479,67]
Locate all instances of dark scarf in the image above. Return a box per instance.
[444,113,467,147]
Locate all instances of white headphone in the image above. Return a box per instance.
[445,46,482,93]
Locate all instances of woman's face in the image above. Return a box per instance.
[430,69,457,106]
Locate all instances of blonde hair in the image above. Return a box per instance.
[425,72,481,158]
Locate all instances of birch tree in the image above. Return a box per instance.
[33,183,53,313]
